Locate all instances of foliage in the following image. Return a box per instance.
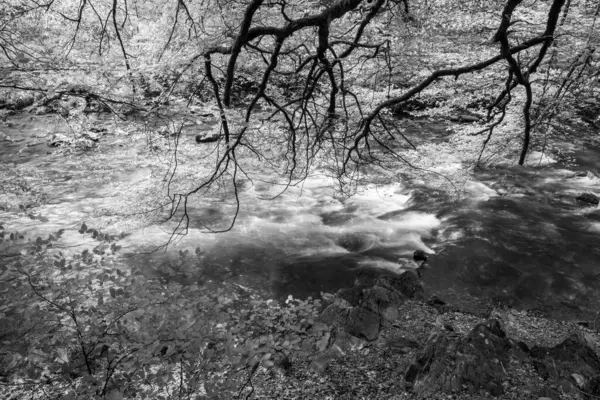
[1,1,599,201]
[0,223,329,399]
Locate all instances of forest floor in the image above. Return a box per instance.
[247,300,600,400]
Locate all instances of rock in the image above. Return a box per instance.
[81,131,101,141]
[332,330,364,352]
[427,295,446,307]
[195,131,220,143]
[571,373,585,388]
[413,249,428,262]
[573,170,595,179]
[405,321,512,397]
[336,233,375,252]
[74,138,96,149]
[309,321,329,335]
[0,109,16,118]
[309,345,344,374]
[318,300,351,326]
[360,284,405,318]
[587,211,600,222]
[576,192,599,205]
[89,126,108,133]
[379,271,424,299]
[273,354,292,374]
[319,270,425,343]
[157,126,175,137]
[386,336,420,353]
[345,307,381,341]
[337,284,369,306]
[588,376,600,396]
[530,333,600,395]
[488,319,506,338]
[434,315,454,332]
[48,133,72,147]
[32,106,51,115]
[83,101,111,113]
[536,386,561,400]
[450,113,481,123]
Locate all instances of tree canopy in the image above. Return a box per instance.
[1,0,599,232]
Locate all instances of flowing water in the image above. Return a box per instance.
[1,113,599,321]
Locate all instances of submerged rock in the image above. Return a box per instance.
[576,192,599,205]
[587,210,600,222]
[573,170,596,179]
[413,249,428,262]
[449,113,481,123]
[336,233,375,252]
[195,131,221,143]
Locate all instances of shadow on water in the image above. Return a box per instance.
[419,168,600,320]
[126,245,388,303]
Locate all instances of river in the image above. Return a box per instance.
[1,112,599,321]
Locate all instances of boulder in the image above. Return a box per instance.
[318,299,352,327]
[413,249,428,262]
[345,307,381,341]
[405,321,512,396]
[576,192,599,206]
[319,304,350,326]
[319,271,425,343]
[338,283,406,316]
[361,285,404,322]
[530,332,600,396]
[336,284,369,307]
[378,271,424,299]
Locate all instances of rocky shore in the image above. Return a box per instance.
[247,256,600,399]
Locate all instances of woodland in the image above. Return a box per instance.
[1,0,600,398]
